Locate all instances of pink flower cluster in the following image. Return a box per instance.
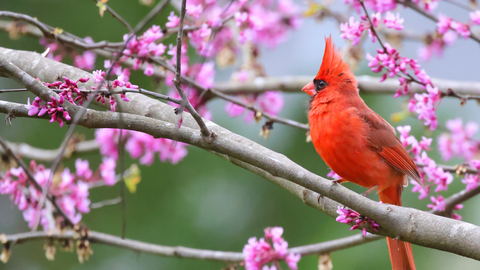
[235,0,302,48]
[92,71,135,111]
[121,25,167,76]
[0,158,116,230]
[427,195,463,220]
[417,11,480,61]
[340,12,403,45]
[397,125,465,219]
[242,227,300,270]
[25,95,71,127]
[408,84,441,130]
[336,206,380,236]
[398,126,452,194]
[365,42,440,130]
[438,14,471,39]
[95,129,188,165]
[438,118,479,162]
[25,75,135,127]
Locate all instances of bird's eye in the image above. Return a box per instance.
[313,79,328,92]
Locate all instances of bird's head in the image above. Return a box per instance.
[302,35,358,97]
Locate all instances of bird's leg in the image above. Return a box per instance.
[332,179,348,184]
[361,184,379,197]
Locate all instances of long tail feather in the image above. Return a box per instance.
[378,184,416,270]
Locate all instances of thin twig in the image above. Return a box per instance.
[172,0,212,138]
[92,0,133,32]
[145,56,311,130]
[0,229,380,261]
[90,197,122,209]
[0,11,124,50]
[118,132,127,239]
[358,0,386,52]
[0,87,181,104]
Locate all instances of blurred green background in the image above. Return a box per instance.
[1,0,480,269]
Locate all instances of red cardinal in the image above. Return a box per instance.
[303,35,420,270]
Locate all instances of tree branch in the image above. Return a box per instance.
[0,230,380,262]
[0,140,99,162]
[214,75,480,98]
[92,0,133,32]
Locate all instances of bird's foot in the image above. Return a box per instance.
[332,179,347,185]
[361,184,379,197]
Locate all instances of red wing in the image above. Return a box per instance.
[359,110,422,185]
[378,145,421,185]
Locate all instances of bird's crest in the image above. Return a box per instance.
[315,35,357,87]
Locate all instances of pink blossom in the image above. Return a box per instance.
[336,206,380,236]
[25,97,48,116]
[370,12,381,27]
[74,51,96,70]
[471,160,480,170]
[242,227,300,270]
[327,169,342,180]
[144,64,155,76]
[166,11,180,28]
[286,253,301,270]
[158,139,188,164]
[75,159,93,179]
[397,125,411,140]
[427,195,445,212]
[450,21,471,39]
[383,12,404,30]
[235,11,248,27]
[93,70,106,84]
[186,4,203,19]
[46,96,71,127]
[437,14,452,34]
[411,178,429,199]
[257,92,284,116]
[340,17,367,46]
[74,181,90,213]
[100,157,117,186]
[225,102,246,117]
[470,10,480,25]
[437,118,479,162]
[462,174,479,192]
[409,84,440,130]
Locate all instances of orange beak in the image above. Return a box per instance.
[302,82,316,96]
